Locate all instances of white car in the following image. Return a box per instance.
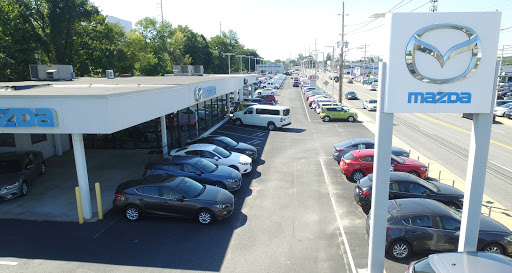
[255,88,278,96]
[363,99,378,111]
[170,144,252,174]
[312,98,333,110]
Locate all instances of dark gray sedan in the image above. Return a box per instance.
[366,199,512,260]
[0,151,46,200]
[332,138,409,163]
[113,174,234,224]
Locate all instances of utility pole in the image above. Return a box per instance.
[222,52,235,74]
[429,0,438,12]
[220,21,222,36]
[326,45,335,96]
[236,55,246,73]
[160,0,164,22]
[339,1,345,104]
[360,43,370,85]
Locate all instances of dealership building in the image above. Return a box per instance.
[0,72,257,220]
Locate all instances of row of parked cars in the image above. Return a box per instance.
[113,135,259,224]
[256,74,286,90]
[330,138,512,261]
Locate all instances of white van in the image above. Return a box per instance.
[232,105,291,130]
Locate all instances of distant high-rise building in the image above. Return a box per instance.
[106,16,132,33]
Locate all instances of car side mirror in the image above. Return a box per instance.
[214,156,219,161]
[423,191,431,197]
[195,171,202,176]
[176,197,185,202]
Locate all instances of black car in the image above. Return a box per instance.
[332,138,409,163]
[144,156,242,191]
[113,174,234,224]
[354,172,464,211]
[0,151,46,200]
[244,98,276,105]
[345,91,358,100]
[366,199,512,260]
[293,81,300,87]
[186,135,257,160]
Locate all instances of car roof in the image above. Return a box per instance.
[349,149,375,157]
[426,252,512,273]
[388,198,452,216]
[163,155,201,164]
[249,105,289,110]
[0,151,32,159]
[365,172,417,183]
[185,143,216,151]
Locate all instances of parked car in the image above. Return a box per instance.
[367,198,512,259]
[0,151,46,200]
[170,144,252,174]
[293,80,300,87]
[244,98,276,105]
[363,99,378,111]
[354,172,464,211]
[186,135,257,160]
[347,79,354,84]
[494,103,512,116]
[320,106,358,122]
[366,83,377,91]
[144,156,242,191]
[332,138,410,163]
[340,149,428,181]
[255,88,278,96]
[496,100,512,107]
[405,252,512,273]
[113,174,234,224]
[232,105,291,131]
[256,94,277,104]
[345,91,358,100]
[506,109,512,119]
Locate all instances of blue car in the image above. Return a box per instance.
[144,156,242,191]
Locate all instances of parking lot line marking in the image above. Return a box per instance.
[253,132,265,137]
[216,130,267,140]
[223,124,269,133]
[0,261,18,266]
[489,160,512,173]
[319,158,357,273]
[299,89,311,122]
[246,140,261,145]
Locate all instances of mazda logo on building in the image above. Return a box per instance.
[194,87,203,102]
[405,24,481,84]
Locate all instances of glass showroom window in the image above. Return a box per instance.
[0,134,16,147]
[31,134,47,144]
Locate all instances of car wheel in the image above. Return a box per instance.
[352,170,365,182]
[483,243,504,254]
[214,182,227,189]
[408,171,420,177]
[267,122,276,131]
[256,92,261,96]
[228,165,240,172]
[20,181,28,197]
[40,162,47,175]
[197,209,213,224]
[234,118,243,126]
[125,205,141,221]
[323,116,331,122]
[389,240,412,260]
[348,116,355,122]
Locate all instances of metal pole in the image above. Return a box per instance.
[339,1,345,104]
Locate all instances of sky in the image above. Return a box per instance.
[90,0,512,62]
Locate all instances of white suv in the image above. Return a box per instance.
[232,105,291,131]
[170,144,252,174]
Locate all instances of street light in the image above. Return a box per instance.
[236,55,247,73]
[246,55,254,73]
[222,52,235,74]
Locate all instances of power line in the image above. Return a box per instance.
[389,0,409,11]
[410,1,431,12]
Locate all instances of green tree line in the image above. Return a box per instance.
[0,0,262,82]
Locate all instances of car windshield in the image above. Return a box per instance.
[343,152,356,160]
[391,154,405,164]
[195,158,217,173]
[213,146,231,158]
[0,159,22,173]
[369,99,377,103]
[348,92,355,95]
[501,103,512,108]
[176,177,205,198]
[413,176,440,192]
[221,137,238,148]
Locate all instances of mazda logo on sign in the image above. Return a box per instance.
[405,24,481,84]
[194,87,203,102]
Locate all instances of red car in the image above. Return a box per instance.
[340,149,428,181]
[256,94,277,104]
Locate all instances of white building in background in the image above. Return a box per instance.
[256,64,284,74]
[106,16,132,33]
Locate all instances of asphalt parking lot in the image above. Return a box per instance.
[0,78,431,273]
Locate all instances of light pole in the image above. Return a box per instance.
[222,52,235,74]
[246,55,254,73]
[338,1,345,104]
[236,55,246,73]
[325,45,336,96]
[253,57,262,73]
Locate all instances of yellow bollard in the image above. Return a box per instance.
[95,182,103,220]
[75,187,84,224]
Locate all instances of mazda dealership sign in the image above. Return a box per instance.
[384,12,501,113]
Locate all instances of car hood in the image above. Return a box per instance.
[196,185,234,203]
[212,166,242,180]
[0,172,22,187]
[229,152,251,164]
[480,215,511,234]
[434,182,464,196]
[402,157,427,167]
[235,142,257,153]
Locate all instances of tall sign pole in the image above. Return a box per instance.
[339,1,345,104]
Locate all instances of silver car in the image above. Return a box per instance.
[406,251,512,273]
[0,151,46,200]
[494,103,512,116]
